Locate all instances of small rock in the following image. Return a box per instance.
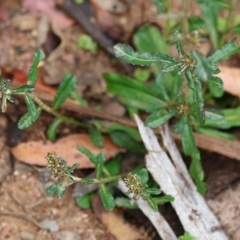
[56,231,81,240]
[20,231,35,240]
[39,219,59,232]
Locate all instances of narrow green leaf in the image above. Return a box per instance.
[52,75,77,110]
[145,188,161,195]
[145,196,158,211]
[146,110,177,128]
[80,177,96,184]
[208,76,223,88]
[47,119,62,141]
[181,122,197,155]
[205,109,223,121]
[189,151,206,195]
[137,168,149,183]
[113,43,176,66]
[89,127,104,148]
[106,123,141,142]
[173,116,186,134]
[192,51,213,82]
[154,195,174,205]
[115,197,138,209]
[208,39,240,64]
[76,192,93,209]
[208,83,224,98]
[77,146,97,164]
[95,152,105,179]
[155,73,169,101]
[195,127,237,140]
[24,95,37,117]
[70,89,88,106]
[18,108,41,129]
[99,184,115,211]
[12,85,35,93]
[28,49,45,85]
[199,3,218,50]
[109,131,146,154]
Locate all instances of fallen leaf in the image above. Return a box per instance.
[92,195,143,240]
[10,134,125,168]
[217,65,240,97]
[21,0,74,30]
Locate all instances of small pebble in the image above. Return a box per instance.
[20,231,35,240]
[39,219,59,232]
[56,231,81,240]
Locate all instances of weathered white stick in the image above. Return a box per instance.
[134,115,228,240]
[118,179,177,240]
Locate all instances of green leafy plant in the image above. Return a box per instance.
[109,30,240,194]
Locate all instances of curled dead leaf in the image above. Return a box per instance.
[10,134,125,168]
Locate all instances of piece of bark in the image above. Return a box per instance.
[134,115,228,240]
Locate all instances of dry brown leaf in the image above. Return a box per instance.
[10,134,125,168]
[217,65,240,97]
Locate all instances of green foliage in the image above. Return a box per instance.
[99,184,115,211]
[115,197,139,209]
[46,182,66,198]
[178,231,196,240]
[47,119,62,141]
[52,75,77,110]
[89,127,104,148]
[134,68,151,82]
[76,192,93,209]
[24,94,37,117]
[27,49,45,85]
[18,108,42,129]
[76,34,98,54]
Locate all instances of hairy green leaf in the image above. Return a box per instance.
[155,73,169,101]
[27,49,45,85]
[12,85,35,93]
[24,95,37,117]
[181,122,197,155]
[99,184,115,211]
[47,119,62,141]
[46,183,66,198]
[113,43,176,66]
[104,155,121,176]
[145,196,158,211]
[52,75,77,110]
[145,188,161,195]
[137,168,149,183]
[205,109,223,121]
[89,127,104,148]
[95,152,105,179]
[146,110,177,128]
[18,108,41,129]
[209,83,224,98]
[77,146,96,164]
[192,51,213,82]
[208,76,223,88]
[208,39,240,63]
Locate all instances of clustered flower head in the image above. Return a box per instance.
[46,152,68,183]
[124,172,144,204]
[0,76,14,113]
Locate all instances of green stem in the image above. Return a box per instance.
[181,0,191,35]
[219,0,236,47]
[164,0,172,39]
[72,174,122,184]
[26,93,90,128]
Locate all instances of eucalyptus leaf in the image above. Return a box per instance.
[99,184,115,211]
[27,49,45,85]
[18,108,41,129]
[52,75,77,110]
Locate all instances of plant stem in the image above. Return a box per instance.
[181,0,191,35]
[72,174,122,184]
[164,0,172,39]
[26,93,90,128]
